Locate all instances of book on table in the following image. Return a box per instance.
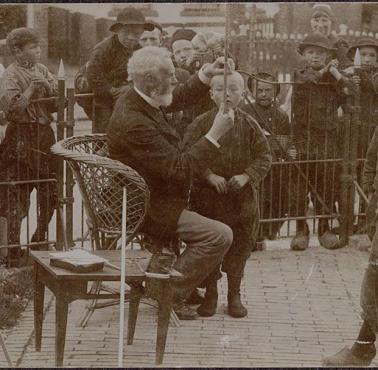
[49,249,107,273]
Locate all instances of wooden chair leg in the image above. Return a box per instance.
[79,281,102,327]
[155,281,173,365]
[127,284,143,345]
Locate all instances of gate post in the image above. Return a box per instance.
[55,67,66,250]
[65,88,76,248]
[339,91,360,246]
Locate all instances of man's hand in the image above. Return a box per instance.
[202,56,235,79]
[228,173,250,191]
[206,173,228,194]
[287,146,297,160]
[207,104,234,142]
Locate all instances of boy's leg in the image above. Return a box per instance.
[173,209,233,320]
[290,161,310,250]
[322,224,378,366]
[30,125,57,250]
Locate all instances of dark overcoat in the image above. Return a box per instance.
[107,75,220,241]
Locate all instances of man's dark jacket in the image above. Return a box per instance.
[87,35,133,108]
[107,75,220,240]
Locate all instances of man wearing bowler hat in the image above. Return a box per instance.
[86,7,154,133]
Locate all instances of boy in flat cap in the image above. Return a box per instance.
[291,32,356,251]
[184,72,271,318]
[0,28,58,266]
[86,7,154,133]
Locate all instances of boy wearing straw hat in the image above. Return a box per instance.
[291,32,356,251]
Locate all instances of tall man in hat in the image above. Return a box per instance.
[86,7,154,133]
[309,3,350,69]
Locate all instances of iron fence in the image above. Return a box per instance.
[0,59,375,266]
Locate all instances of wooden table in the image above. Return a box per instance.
[31,250,173,367]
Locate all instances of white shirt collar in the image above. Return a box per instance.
[134,86,161,109]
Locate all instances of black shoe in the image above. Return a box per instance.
[228,293,247,318]
[322,345,376,366]
[185,289,205,305]
[197,286,218,317]
[173,301,198,320]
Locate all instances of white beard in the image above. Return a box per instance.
[152,92,173,107]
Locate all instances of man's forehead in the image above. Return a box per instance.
[141,28,160,38]
[172,39,192,50]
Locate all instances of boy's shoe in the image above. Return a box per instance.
[322,345,376,367]
[185,289,204,305]
[290,230,309,251]
[318,230,341,250]
[173,301,198,320]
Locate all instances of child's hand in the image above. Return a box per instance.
[31,76,52,94]
[206,173,228,194]
[351,75,361,85]
[228,174,250,191]
[326,59,339,71]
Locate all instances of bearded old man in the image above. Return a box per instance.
[107,46,235,320]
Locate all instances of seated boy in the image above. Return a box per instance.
[0,28,58,266]
[184,71,271,318]
[242,72,298,244]
[292,32,356,250]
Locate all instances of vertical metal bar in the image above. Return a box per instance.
[55,78,65,250]
[65,88,75,248]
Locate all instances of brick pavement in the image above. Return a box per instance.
[2,240,378,368]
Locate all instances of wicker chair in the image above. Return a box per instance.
[52,134,179,363]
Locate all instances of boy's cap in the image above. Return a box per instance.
[347,37,378,59]
[109,7,154,33]
[247,71,280,95]
[298,32,336,55]
[311,4,334,19]
[170,29,196,48]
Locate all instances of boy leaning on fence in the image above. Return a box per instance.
[241,72,297,247]
[0,28,58,267]
[183,72,271,318]
[291,32,356,251]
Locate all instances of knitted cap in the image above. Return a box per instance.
[311,3,334,19]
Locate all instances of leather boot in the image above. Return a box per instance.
[318,219,341,250]
[290,221,309,251]
[197,280,218,317]
[227,274,247,318]
[322,344,376,366]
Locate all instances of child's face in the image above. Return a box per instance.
[310,15,332,36]
[359,46,378,67]
[254,81,275,107]
[210,73,244,109]
[15,42,41,64]
[302,46,330,69]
